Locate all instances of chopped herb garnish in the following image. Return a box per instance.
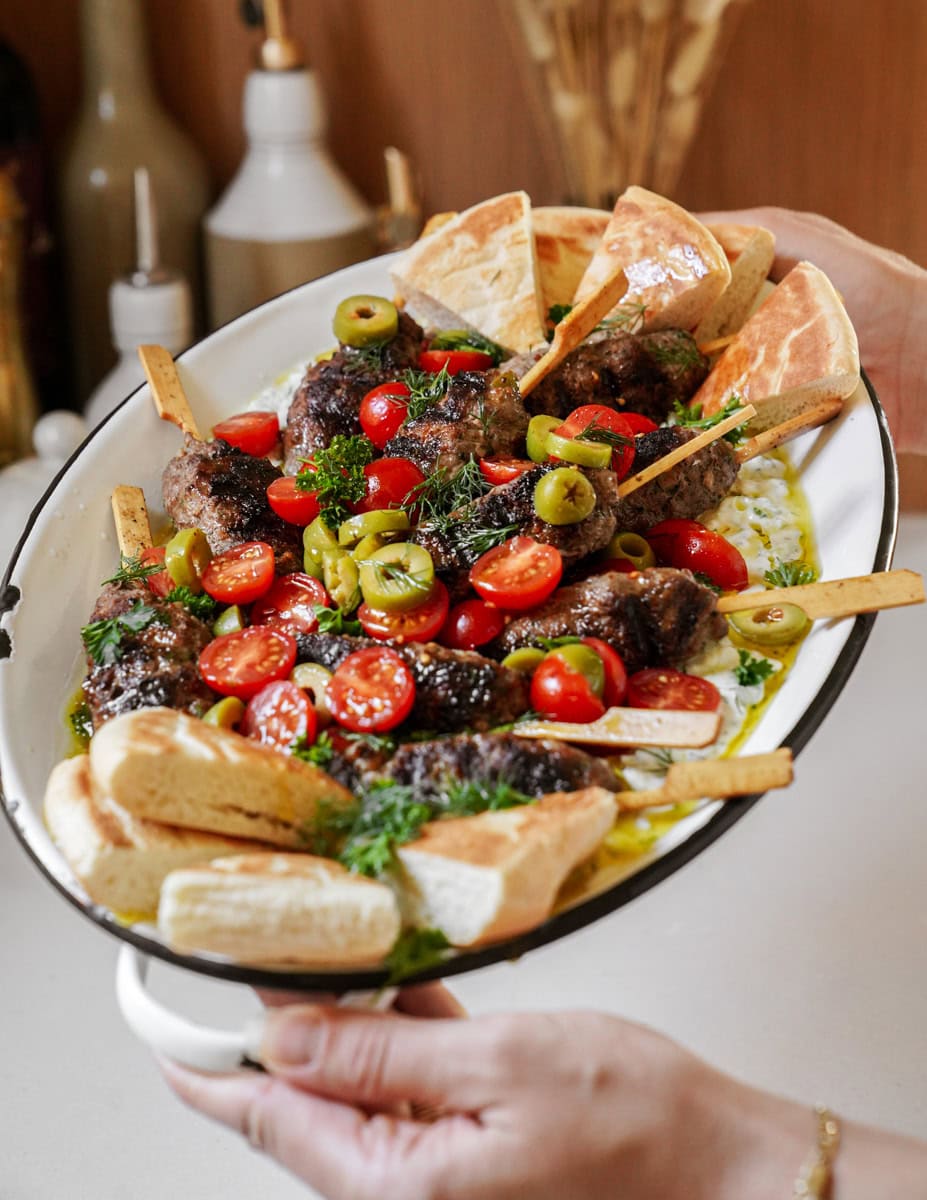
[428,329,505,365]
[342,343,386,374]
[444,777,532,815]
[313,604,363,637]
[672,394,747,444]
[80,602,168,666]
[291,730,335,769]
[449,521,520,561]
[343,731,399,756]
[576,419,633,450]
[385,928,451,985]
[693,571,723,595]
[163,585,218,621]
[399,363,452,421]
[647,331,705,372]
[339,782,432,877]
[764,559,818,589]
[102,554,164,588]
[407,458,490,529]
[69,700,93,743]
[296,434,375,526]
[734,649,775,688]
[537,635,582,650]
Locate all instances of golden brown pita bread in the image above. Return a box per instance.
[573,186,731,331]
[691,260,860,432]
[532,206,610,316]
[695,223,777,343]
[389,191,546,354]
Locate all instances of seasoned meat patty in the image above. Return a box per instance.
[162,435,303,574]
[385,371,529,477]
[486,567,726,673]
[82,582,216,729]
[295,633,529,733]
[283,311,424,472]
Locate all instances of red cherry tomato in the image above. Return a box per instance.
[581,637,628,707]
[358,580,449,644]
[327,647,416,733]
[201,541,276,605]
[250,572,330,637]
[359,381,412,449]
[440,599,505,650]
[647,519,749,592]
[619,413,659,435]
[266,476,321,526]
[139,546,172,598]
[240,680,317,753]
[212,411,280,457]
[199,626,297,700]
[553,405,636,479]
[626,668,722,712]
[478,457,534,487]
[469,536,563,611]
[354,457,427,513]
[529,656,607,724]
[418,349,494,374]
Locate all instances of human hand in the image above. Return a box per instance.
[699,207,927,456]
[160,990,813,1200]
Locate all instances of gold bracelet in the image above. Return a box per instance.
[793,1104,841,1198]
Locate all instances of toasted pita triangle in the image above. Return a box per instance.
[532,206,610,316]
[389,191,547,354]
[695,223,776,343]
[573,186,731,332]
[690,261,860,433]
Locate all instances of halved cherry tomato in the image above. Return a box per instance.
[201,541,276,605]
[359,381,411,449]
[327,646,416,733]
[199,626,297,699]
[251,572,330,637]
[358,580,449,644]
[266,476,321,526]
[418,349,494,374]
[354,457,426,514]
[440,598,505,650]
[212,411,280,457]
[469,536,563,611]
[626,668,722,712]
[240,679,317,752]
[552,405,636,479]
[478,457,534,487]
[139,545,172,598]
[619,413,659,435]
[647,519,749,592]
[581,636,628,707]
[529,655,607,724]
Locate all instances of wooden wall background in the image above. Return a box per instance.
[2,0,925,498]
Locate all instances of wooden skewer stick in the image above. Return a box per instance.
[111,485,154,557]
[518,266,629,397]
[717,569,925,620]
[616,404,757,500]
[736,399,843,464]
[616,748,793,812]
[513,706,722,750]
[138,344,202,440]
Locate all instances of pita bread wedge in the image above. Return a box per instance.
[695,223,777,343]
[395,788,616,948]
[691,261,860,432]
[532,206,610,316]
[573,186,731,332]
[389,191,547,354]
[43,755,268,914]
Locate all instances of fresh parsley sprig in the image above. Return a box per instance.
[734,649,775,688]
[672,394,747,445]
[291,730,335,769]
[313,605,363,637]
[764,559,817,589]
[443,777,532,815]
[296,434,375,526]
[102,554,164,588]
[163,586,218,621]
[385,928,451,985]
[69,700,94,744]
[81,602,169,666]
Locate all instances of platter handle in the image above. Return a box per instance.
[115,945,397,1071]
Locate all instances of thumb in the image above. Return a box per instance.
[250,1004,503,1112]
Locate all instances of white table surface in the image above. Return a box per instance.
[1,515,925,1200]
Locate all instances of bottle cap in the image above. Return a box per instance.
[109,274,193,352]
[244,69,325,142]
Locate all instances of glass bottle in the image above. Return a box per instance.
[60,0,210,402]
[0,171,40,466]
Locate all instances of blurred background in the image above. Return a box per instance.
[0,0,924,502]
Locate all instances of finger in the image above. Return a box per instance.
[160,1056,477,1200]
[395,982,468,1019]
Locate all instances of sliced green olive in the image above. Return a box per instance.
[533,467,596,526]
[604,531,656,570]
[164,528,212,593]
[338,508,410,547]
[729,602,810,646]
[546,431,612,470]
[303,515,340,554]
[322,550,361,613]
[290,662,334,726]
[526,414,562,463]
[212,605,246,636]
[358,542,435,612]
[548,643,605,698]
[351,532,392,561]
[202,696,245,730]
[501,647,546,674]
[303,545,326,580]
[332,294,398,348]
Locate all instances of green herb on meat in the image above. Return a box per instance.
[291,730,335,769]
[546,300,648,339]
[693,571,723,595]
[300,795,362,857]
[491,709,544,733]
[313,604,363,637]
[342,343,386,374]
[339,782,432,877]
[69,700,93,744]
[400,363,452,421]
[576,420,633,451]
[428,329,505,365]
[764,559,817,589]
[444,777,532,815]
[449,521,520,561]
[102,554,165,588]
[385,928,451,985]
[80,602,169,666]
[647,332,705,372]
[343,731,399,756]
[672,394,747,444]
[734,649,775,688]
[296,435,375,526]
[407,458,490,529]
[546,303,573,330]
[163,586,218,621]
[537,635,582,650]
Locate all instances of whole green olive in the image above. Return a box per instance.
[332,294,399,348]
[604,531,656,570]
[533,467,596,525]
[729,602,810,646]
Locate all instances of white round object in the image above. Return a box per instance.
[109,275,193,351]
[33,410,88,461]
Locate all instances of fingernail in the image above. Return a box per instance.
[260,1009,324,1066]
[242,1016,267,1063]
